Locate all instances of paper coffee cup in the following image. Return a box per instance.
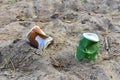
[75,33,99,61]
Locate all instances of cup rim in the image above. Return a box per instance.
[83,33,99,42]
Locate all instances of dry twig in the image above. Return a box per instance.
[0,58,10,69]
[9,58,16,77]
[105,36,109,51]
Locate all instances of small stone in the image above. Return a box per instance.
[51,14,59,19]
[3,71,11,76]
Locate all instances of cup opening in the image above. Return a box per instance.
[83,33,99,42]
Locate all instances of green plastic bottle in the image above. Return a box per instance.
[75,33,99,61]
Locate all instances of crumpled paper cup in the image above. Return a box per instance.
[27,26,53,49]
[75,33,99,61]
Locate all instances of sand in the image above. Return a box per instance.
[0,0,120,80]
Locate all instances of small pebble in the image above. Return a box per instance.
[51,14,59,19]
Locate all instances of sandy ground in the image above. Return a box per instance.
[0,0,120,80]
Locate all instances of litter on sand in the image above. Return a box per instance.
[75,33,99,61]
[27,26,53,49]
